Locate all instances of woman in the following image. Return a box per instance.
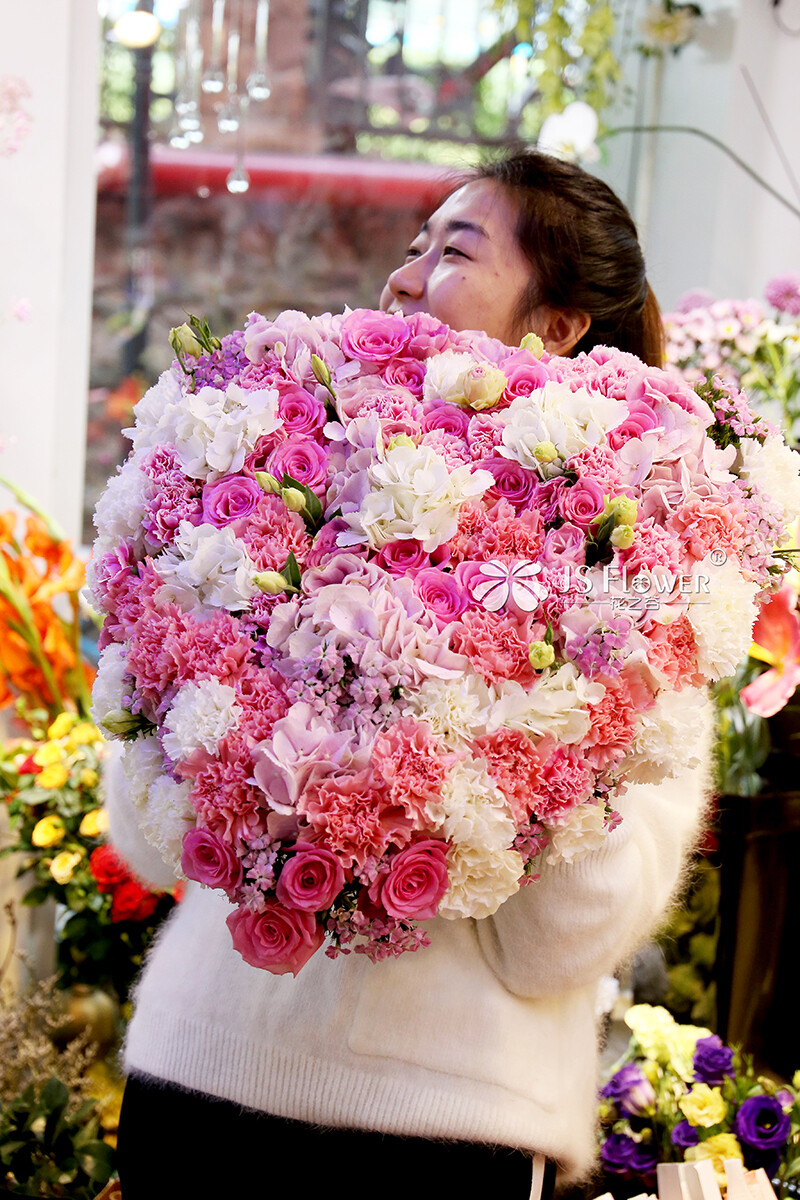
[111,150,709,1198]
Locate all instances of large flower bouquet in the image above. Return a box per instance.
[599,1005,800,1189]
[89,307,800,976]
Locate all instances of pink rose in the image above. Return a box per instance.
[480,456,539,509]
[368,839,449,920]
[384,357,427,396]
[267,438,330,497]
[559,478,606,528]
[412,566,469,628]
[499,350,551,402]
[341,309,411,364]
[607,400,661,451]
[181,828,243,897]
[201,475,263,527]
[226,902,324,976]
[421,401,472,439]
[375,539,450,577]
[278,386,328,438]
[275,841,344,911]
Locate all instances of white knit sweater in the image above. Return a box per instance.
[106,712,711,1183]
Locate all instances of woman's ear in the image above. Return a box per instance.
[527,306,591,356]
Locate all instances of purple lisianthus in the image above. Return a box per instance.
[734,1095,791,1154]
[628,1142,659,1174]
[602,1064,656,1117]
[671,1120,700,1149]
[201,475,263,527]
[693,1035,735,1086]
[601,1132,638,1174]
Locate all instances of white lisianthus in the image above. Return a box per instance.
[489,664,606,744]
[426,756,516,852]
[737,434,800,523]
[500,381,626,464]
[546,798,608,864]
[154,521,259,611]
[164,382,281,479]
[404,674,493,746]
[623,685,708,783]
[140,775,195,874]
[438,843,524,920]
[162,680,241,760]
[686,557,760,681]
[351,443,494,552]
[92,451,152,559]
[90,643,130,727]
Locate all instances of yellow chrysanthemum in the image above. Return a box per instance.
[31,815,66,847]
[35,763,70,789]
[685,1133,743,1188]
[33,741,63,768]
[79,808,108,838]
[47,712,77,740]
[79,768,99,789]
[679,1083,728,1128]
[49,849,83,884]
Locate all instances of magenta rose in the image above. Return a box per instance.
[369,839,449,920]
[201,475,263,527]
[559,478,606,528]
[480,456,539,509]
[267,438,330,497]
[226,902,325,976]
[341,308,411,364]
[531,477,568,523]
[275,841,345,911]
[375,538,430,576]
[181,828,242,897]
[421,402,472,439]
[278,386,328,438]
[413,567,469,628]
[607,399,661,450]
[384,357,426,396]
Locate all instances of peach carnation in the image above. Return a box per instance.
[645,615,704,689]
[370,718,452,823]
[299,768,415,869]
[451,609,536,686]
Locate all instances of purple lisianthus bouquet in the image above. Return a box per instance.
[89,307,800,977]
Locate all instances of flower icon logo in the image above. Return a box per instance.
[469,560,548,614]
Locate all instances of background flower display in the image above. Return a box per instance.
[90,307,800,977]
[599,1005,800,1190]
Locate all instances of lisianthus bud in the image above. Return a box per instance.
[32,815,66,848]
[254,571,290,595]
[169,322,204,358]
[611,524,635,550]
[387,434,417,451]
[310,354,332,387]
[255,471,281,495]
[519,332,545,358]
[529,641,555,669]
[280,487,307,513]
[50,849,84,885]
[613,496,638,525]
[463,363,508,411]
[534,441,559,464]
[100,709,145,737]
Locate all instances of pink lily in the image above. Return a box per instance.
[740,582,800,717]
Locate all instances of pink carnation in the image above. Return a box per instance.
[765,273,800,316]
[238,494,311,571]
[450,609,536,686]
[370,718,451,821]
[473,729,550,824]
[583,672,649,770]
[186,731,270,844]
[644,615,703,689]
[667,497,747,563]
[537,747,594,822]
[298,769,415,869]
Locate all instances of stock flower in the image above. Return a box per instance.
[31,815,66,847]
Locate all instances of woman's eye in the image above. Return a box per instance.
[443,245,467,258]
[404,246,422,261]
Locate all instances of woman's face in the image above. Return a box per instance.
[379,179,534,344]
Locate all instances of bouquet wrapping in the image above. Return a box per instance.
[89,307,800,975]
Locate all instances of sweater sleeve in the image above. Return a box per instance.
[474,699,714,999]
[102,741,181,892]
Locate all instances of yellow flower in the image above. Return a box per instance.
[35,763,70,789]
[49,849,83,885]
[68,721,99,747]
[679,1083,728,1128]
[47,712,77,740]
[33,741,62,768]
[79,808,108,838]
[685,1133,743,1188]
[31,815,66,847]
[462,363,508,411]
[624,1004,676,1061]
[79,768,99,789]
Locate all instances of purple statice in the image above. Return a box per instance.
[602,1064,656,1117]
[693,1034,734,1086]
[141,445,203,547]
[187,329,249,390]
[765,273,800,316]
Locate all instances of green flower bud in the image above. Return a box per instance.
[169,322,204,358]
[99,709,144,737]
[387,434,417,451]
[280,487,307,513]
[519,332,545,358]
[528,641,555,670]
[610,524,635,550]
[255,471,281,495]
[534,441,559,464]
[613,496,638,526]
[254,571,290,595]
[310,354,332,387]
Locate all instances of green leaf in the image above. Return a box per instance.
[40,1077,69,1114]
[282,551,303,591]
[21,884,51,906]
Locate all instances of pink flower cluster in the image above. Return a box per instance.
[91,305,799,976]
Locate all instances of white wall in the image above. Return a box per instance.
[0,0,100,546]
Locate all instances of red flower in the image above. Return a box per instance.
[89,844,130,893]
[110,879,159,923]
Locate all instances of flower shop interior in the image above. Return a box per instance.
[1,1,799,1197]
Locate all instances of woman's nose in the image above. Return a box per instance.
[387,258,425,302]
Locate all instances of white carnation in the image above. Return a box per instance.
[500,381,626,463]
[92,451,151,559]
[737,434,800,523]
[154,520,259,611]
[404,674,493,746]
[348,443,494,552]
[90,644,130,727]
[686,556,760,681]
[128,368,185,450]
[139,775,195,874]
[623,685,708,784]
[546,798,608,864]
[489,664,605,744]
[422,350,474,405]
[163,680,241,760]
[438,843,524,920]
[120,734,165,812]
[427,756,516,852]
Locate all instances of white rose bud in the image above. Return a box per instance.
[387,434,418,451]
[528,641,555,669]
[519,332,545,358]
[534,441,559,464]
[463,363,508,411]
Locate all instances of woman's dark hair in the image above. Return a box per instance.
[470,151,664,367]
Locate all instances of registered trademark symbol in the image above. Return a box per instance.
[710,549,727,566]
